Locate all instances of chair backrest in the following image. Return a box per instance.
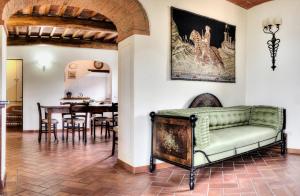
[69,102,90,123]
[37,102,42,123]
[37,102,48,123]
[61,102,72,117]
[112,102,118,113]
[111,102,118,126]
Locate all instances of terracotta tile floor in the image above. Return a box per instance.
[3,130,300,196]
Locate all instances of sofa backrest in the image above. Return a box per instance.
[208,107,251,131]
[249,106,284,131]
[157,105,284,132]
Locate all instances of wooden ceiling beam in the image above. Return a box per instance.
[22,7,33,15]
[50,27,56,37]
[62,28,69,37]
[27,26,31,36]
[89,11,98,19]
[44,5,51,16]
[15,26,19,35]
[74,7,84,17]
[58,5,67,16]
[39,5,47,15]
[8,15,117,33]
[104,33,118,41]
[93,32,107,40]
[7,37,118,50]
[72,30,81,38]
[83,31,96,39]
[39,26,44,36]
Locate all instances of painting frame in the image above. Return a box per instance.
[170,7,236,83]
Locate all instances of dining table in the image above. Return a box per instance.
[43,103,115,143]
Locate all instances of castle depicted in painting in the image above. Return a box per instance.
[171,8,236,82]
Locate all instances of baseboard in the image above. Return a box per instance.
[117,159,173,174]
[288,148,300,155]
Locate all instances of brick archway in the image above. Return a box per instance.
[0,0,150,41]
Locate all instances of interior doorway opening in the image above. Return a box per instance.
[6,59,23,132]
[63,60,112,103]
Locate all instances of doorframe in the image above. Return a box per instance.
[6,59,24,131]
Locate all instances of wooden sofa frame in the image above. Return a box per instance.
[149,94,287,190]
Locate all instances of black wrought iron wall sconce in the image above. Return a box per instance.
[262,18,282,71]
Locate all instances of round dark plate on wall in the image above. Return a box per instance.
[94,61,104,69]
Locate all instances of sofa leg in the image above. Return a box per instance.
[189,168,195,190]
[149,156,156,173]
[281,133,287,155]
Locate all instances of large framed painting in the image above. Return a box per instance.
[171,7,236,83]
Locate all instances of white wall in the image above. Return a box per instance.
[118,0,247,167]
[66,75,108,100]
[64,60,111,100]
[246,0,300,150]
[7,45,118,131]
[118,37,135,165]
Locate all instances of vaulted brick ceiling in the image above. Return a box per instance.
[227,0,272,9]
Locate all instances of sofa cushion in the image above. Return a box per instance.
[208,107,251,130]
[194,125,280,166]
[250,106,284,131]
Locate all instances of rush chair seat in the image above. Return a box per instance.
[42,119,59,124]
[37,102,59,143]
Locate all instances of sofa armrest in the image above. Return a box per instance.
[194,114,210,149]
[150,114,197,167]
[250,106,285,131]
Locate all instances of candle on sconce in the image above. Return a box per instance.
[262,19,267,28]
[274,17,282,25]
[264,18,269,26]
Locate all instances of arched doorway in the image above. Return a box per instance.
[0,0,150,190]
[1,0,150,41]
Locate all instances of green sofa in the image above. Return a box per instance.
[149,106,286,190]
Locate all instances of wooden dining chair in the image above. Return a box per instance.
[90,112,108,141]
[37,102,59,143]
[65,102,89,144]
[61,102,72,141]
[105,103,118,138]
